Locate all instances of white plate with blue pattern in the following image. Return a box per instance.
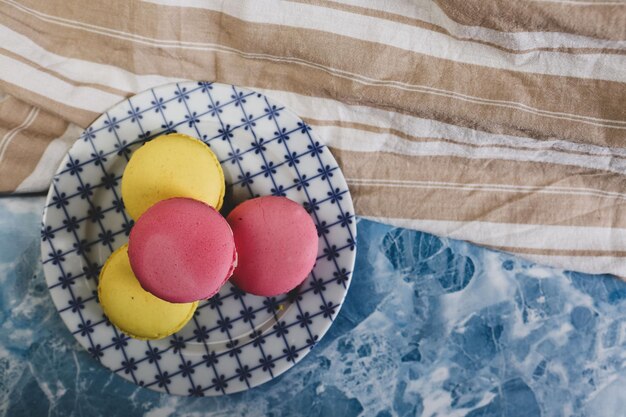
[41,82,356,396]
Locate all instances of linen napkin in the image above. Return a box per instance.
[1,0,625,277]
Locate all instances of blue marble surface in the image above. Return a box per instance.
[2,196,626,417]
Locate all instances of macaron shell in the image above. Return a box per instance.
[227,196,319,296]
[121,133,225,220]
[128,198,237,303]
[98,244,197,340]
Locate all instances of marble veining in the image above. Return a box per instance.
[2,196,626,416]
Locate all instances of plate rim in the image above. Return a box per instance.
[40,80,357,396]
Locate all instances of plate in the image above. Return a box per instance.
[40,82,356,396]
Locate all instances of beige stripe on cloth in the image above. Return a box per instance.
[1,0,625,278]
[334,149,626,225]
[435,0,626,40]
[291,0,626,54]
[0,96,73,191]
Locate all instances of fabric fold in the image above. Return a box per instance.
[1,0,625,278]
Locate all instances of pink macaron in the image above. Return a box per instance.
[227,196,319,296]
[128,198,237,303]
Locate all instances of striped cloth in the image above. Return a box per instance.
[1,0,625,277]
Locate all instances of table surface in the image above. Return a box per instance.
[1,196,626,417]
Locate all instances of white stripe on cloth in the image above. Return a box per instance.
[0,26,184,95]
[345,178,626,201]
[140,0,626,81]
[0,54,124,112]
[0,106,39,164]
[362,216,626,253]
[318,125,626,175]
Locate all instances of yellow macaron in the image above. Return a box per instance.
[121,133,225,220]
[97,244,197,340]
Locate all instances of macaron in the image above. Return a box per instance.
[97,244,197,340]
[227,196,319,296]
[128,197,237,303]
[121,133,225,220]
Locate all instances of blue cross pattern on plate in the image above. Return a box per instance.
[40,81,357,396]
